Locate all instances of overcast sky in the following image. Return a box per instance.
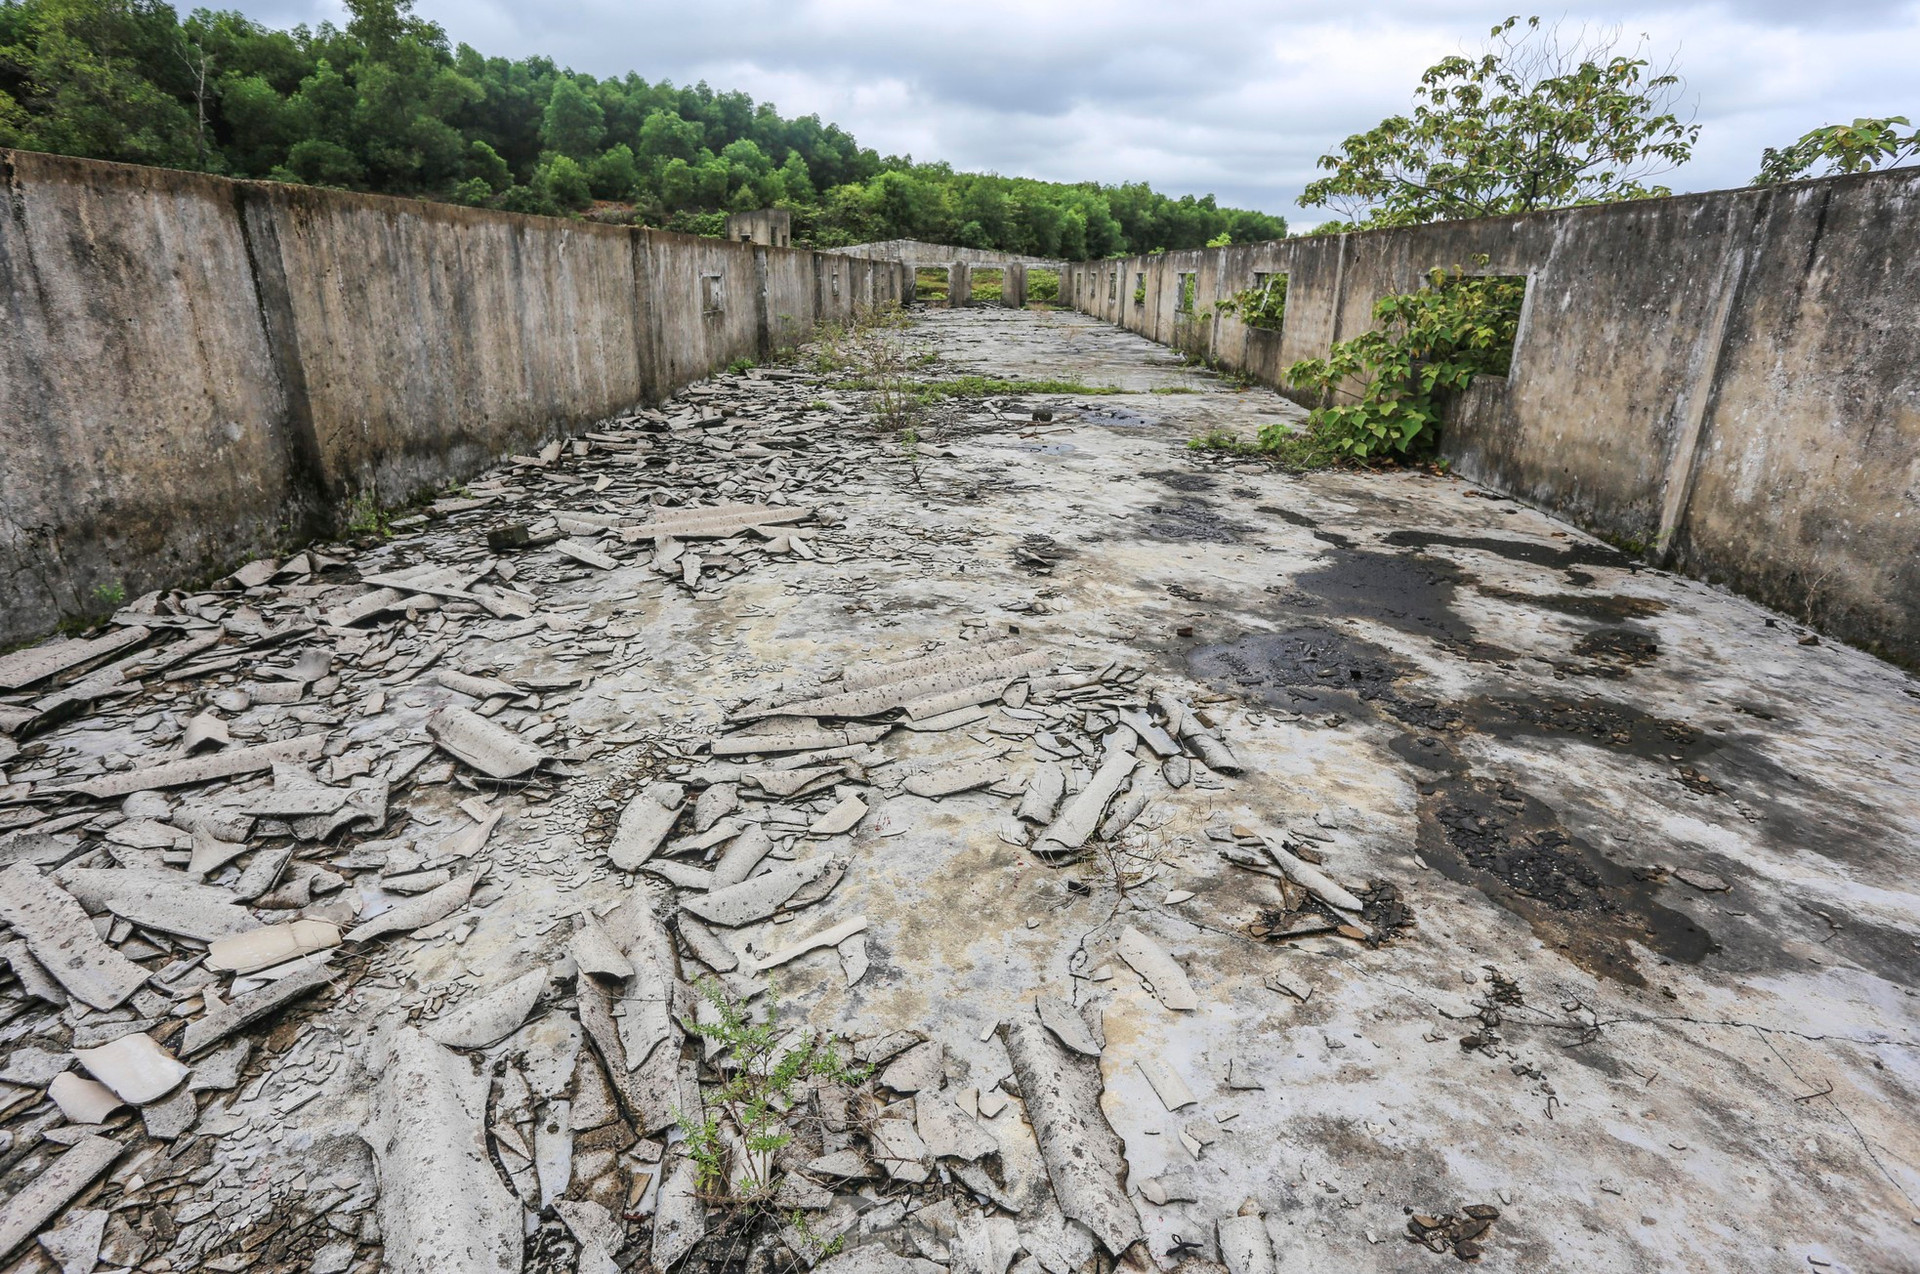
[238,1,1920,225]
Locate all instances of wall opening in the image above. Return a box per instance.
[831,269,841,298]
[1444,273,1528,377]
[1108,270,1118,301]
[701,274,725,314]
[1176,272,1198,313]
[914,266,951,304]
[1133,272,1146,305]
[1235,272,1287,332]
[1028,268,1059,305]
[970,267,1005,304]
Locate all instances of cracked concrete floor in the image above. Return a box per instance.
[2,305,1917,1274]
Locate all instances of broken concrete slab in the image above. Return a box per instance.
[365,1028,521,1274]
[608,782,686,870]
[999,1015,1142,1255]
[0,864,147,1009]
[426,706,547,780]
[0,1135,121,1263]
[425,967,548,1049]
[1116,926,1198,1011]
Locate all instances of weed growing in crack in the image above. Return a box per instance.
[678,977,870,1206]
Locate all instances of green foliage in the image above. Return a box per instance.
[1132,282,1147,305]
[1302,16,1697,229]
[1753,116,1919,185]
[1284,266,1525,459]
[725,356,755,375]
[1027,268,1059,303]
[342,489,390,537]
[541,153,590,211]
[1217,275,1287,330]
[0,0,1286,251]
[680,978,868,1202]
[92,579,126,608]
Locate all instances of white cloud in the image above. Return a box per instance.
[231,0,1920,221]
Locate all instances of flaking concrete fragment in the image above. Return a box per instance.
[998,1015,1143,1256]
[365,1028,521,1274]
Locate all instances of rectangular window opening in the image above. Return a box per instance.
[1133,272,1146,305]
[831,269,841,297]
[1440,271,1528,377]
[1176,272,1197,314]
[701,274,725,314]
[1238,272,1287,331]
[1108,271,1117,301]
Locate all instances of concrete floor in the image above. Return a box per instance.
[759,308,1920,1273]
[7,304,1917,1274]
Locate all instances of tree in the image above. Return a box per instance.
[1301,16,1698,229]
[541,153,590,210]
[1753,116,1919,185]
[541,75,602,158]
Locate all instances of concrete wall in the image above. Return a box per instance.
[0,149,908,646]
[1059,170,1920,667]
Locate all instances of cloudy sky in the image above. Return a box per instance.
[237,1,1919,225]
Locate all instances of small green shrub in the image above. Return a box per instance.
[1284,265,1523,459]
[93,581,127,608]
[1218,276,1287,330]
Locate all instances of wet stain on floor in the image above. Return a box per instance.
[1382,529,1629,574]
[1293,549,1511,656]
[1474,583,1666,623]
[1416,774,1717,985]
[1139,499,1249,543]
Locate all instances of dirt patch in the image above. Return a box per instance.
[1417,774,1716,985]
[1565,627,1661,676]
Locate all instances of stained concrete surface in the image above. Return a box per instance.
[3,305,1917,1274]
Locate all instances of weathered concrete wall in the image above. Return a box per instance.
[0,149,908,646]
[1059,170,1920,667]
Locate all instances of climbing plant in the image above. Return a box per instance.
[1281,266,1524,459]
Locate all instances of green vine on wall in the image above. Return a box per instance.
[1280,265,1524,459]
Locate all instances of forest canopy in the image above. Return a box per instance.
[0,0,1289,255]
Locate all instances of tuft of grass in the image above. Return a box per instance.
[92,580,127,608]
[1190,422,1345,473]
[726,356,756,375]
[831,375,1122,399]
[1148,386,1200,395]
[343,491,391,538]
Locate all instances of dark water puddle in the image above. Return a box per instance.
[1256,505,1318,528]
[1475,583,1666,623]
[1188,626,1401,709]
[1382,529,1628,572]
[1294,549,1511,657]
[1416,774,1716,986]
